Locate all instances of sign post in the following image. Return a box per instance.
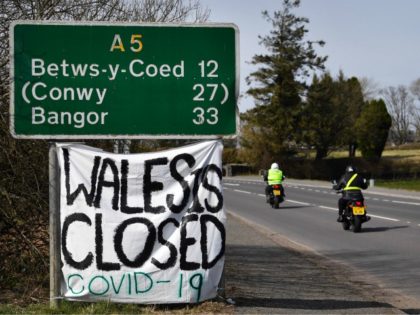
[10,21,239,139]
[48,144,60,308]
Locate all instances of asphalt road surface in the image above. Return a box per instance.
[223,176,420,304]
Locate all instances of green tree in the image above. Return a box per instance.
[241,0,326,167]
[298,72,366,160]
[355,99,391,160]
[333,73,365,157]
[300,73,344,159]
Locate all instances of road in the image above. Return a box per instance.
[223,176,420,303]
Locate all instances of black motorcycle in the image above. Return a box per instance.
[336,191,371,233]
[268,184,285,209]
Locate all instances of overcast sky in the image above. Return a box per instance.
[200,0,420,112]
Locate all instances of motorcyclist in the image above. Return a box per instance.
[333,165,368,222]
[264,163,285,202]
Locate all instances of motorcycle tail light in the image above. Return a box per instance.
[355,201,362,206]
[273,185,280,189]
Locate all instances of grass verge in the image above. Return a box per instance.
[0,300,233,314]
[375,179,420,192]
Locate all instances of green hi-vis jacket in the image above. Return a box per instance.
[268,169,283,185]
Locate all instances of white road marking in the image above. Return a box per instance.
[287,199,310,206]
[224,183,240,186]
[226,185,403,222]
[319,206,336,211]
[234,189,252,194]
[318,206,400,222]
[226,178,420,201]
[392,200,420,206]
[369,214,400,222]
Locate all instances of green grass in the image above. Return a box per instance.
[0,300,232,314]
[375,179,420,192]
[319,148,420,161]
[0,301,152,314]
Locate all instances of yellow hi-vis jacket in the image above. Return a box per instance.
[268,169,283,185]
[343,173,360,191]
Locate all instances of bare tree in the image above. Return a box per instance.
[410,78,420,100]
[410,107,420,141]
[359,77,380,101]
[381,85,415,145]
[122,0,210,22]
[409,78,420,141]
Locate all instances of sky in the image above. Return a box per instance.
[200,0,420,112]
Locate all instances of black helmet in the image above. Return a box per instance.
[345,165,356,173]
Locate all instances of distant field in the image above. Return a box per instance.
[328,147,420,191]
[381,149,420,164]
[327,148,420,163]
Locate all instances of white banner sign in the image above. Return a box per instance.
[57,140,225,304]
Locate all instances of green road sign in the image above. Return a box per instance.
[10,21,238,139]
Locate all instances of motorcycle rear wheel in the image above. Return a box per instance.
[353,216,362,233]
[273,196,280,209]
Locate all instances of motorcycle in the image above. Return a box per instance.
[262,171,285,209]
[268,184,285,209]
[336,190,371,233]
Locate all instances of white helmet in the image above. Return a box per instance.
[271,163,279,170]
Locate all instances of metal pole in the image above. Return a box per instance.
[217,268,226,299]
[114,139,131,154]
[49,143,61,308]
[123,140,131,154]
